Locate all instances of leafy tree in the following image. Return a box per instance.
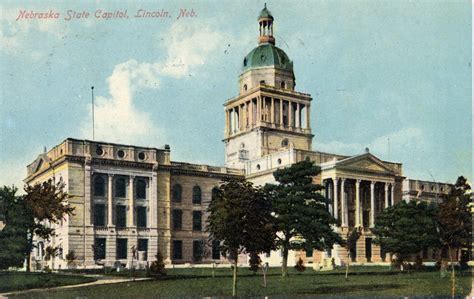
[0,186,31,270]
[344,227,361,280]
[192,239,210,263]
[207,178,275,296]
[436,176,472,297]
[23,179,74,271]
[264,160,342,277]
[372,200,440,269]
[65,250,77,268]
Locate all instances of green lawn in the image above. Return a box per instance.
[8,267,472,298]
[0,272,96,293]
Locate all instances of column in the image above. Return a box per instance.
[296,103,300,128]
[355,179,361,227]
[370,181,375,228]
[288,101,293,127]
[328,181,333,216]
[271,98,275,124]
[390,184,395,206]
[245,102,248,128]
[225,109,230,135]
[341,178,347,227]
[257,97,261,124]
[384,183,389,208]
[306,104,311,129]
[129,176,135,227]
[249,100,254,127]
[279,99,283,126]
[333,178,339,220]
[107,174,114,226]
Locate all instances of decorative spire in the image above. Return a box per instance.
[258,4,275,45]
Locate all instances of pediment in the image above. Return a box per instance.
[336,153,395,174]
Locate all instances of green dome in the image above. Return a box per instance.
[242,43,293,72]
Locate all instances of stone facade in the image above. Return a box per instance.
[25,139,243,269]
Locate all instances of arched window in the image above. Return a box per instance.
[280,81,285,89]
[172,184,182,203]
[136,179,147,199]
[115,177,126,198]
[192,186,201,204]
[94,176,105,197]
[243,84,247,91]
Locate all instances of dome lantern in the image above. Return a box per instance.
[258,3,275,45]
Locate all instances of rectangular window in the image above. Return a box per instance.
[172,240,182,260]
[116,238,128,259]
[136,206,147,228]
[93,238,106,260]
[306,248,313,258]
[94,204,106,226]
[192,211,202,231]
[193,240,203,262]
[116,205,127,228]
[212,240,220,260]
[138,239,148,260]
[172,209,182,230]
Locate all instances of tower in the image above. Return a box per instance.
[224,5,314,169]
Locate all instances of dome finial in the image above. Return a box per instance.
[258,4,275,45]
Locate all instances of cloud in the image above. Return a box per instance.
[79,22,227,146]
[316,127,426,161]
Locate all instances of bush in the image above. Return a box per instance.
[414,255,423,271]
[149,251,166,278]
[294,258,306,273]
[249,252,261,274]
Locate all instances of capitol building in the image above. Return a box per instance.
[25,5,451,270]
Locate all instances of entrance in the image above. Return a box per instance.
[365,238,372,262]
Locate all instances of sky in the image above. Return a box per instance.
[0,0,471,188]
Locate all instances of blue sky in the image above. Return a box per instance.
[0,0,471,187]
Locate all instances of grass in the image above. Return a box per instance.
[0,271,96,293]
[8,266,472,298]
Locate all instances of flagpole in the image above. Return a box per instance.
[91,86,95,140]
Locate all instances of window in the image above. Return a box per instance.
[136,179,147,199]
[212,240,220,260]
[116,238,128,259]
[136,206,147,228]
[172,240,182,260]
[94,176,105,197]
[256,164,261,171]
[94,204,106,227]
[243,84,247,91]
[96,146,103,156]
[172,184,182,202]
[281,139,289,147]
[115,177,126,198]
[172,209,182,230]
[138,152,146,160]
[260,80,265,85]
[277,158,282,165]
[193,240,203,262]
[93,238,106,260]
[306,248,313,258]
[280,81,285,89]
[117,150,125,159]
[192,186,201,204]
[193,211,202,231]
[243,57,247,67]
[116,205,127,228]
[138,239,148,260]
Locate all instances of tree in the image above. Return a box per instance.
[23,178,74,271]
[345,227,361,280]
[65,250,77,269]
[207,178,275,296]
[436,176,472,297]
[264,160,342,277]
[294,257,306,273]
[0,186,31,270]
[248,252,261,274]
[372,200,440,269]
[149,251,166,278]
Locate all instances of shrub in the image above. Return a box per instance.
[249,252,261,274]
[294,258,306,273]
[149,251,166,278]
[414,255,423,271]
